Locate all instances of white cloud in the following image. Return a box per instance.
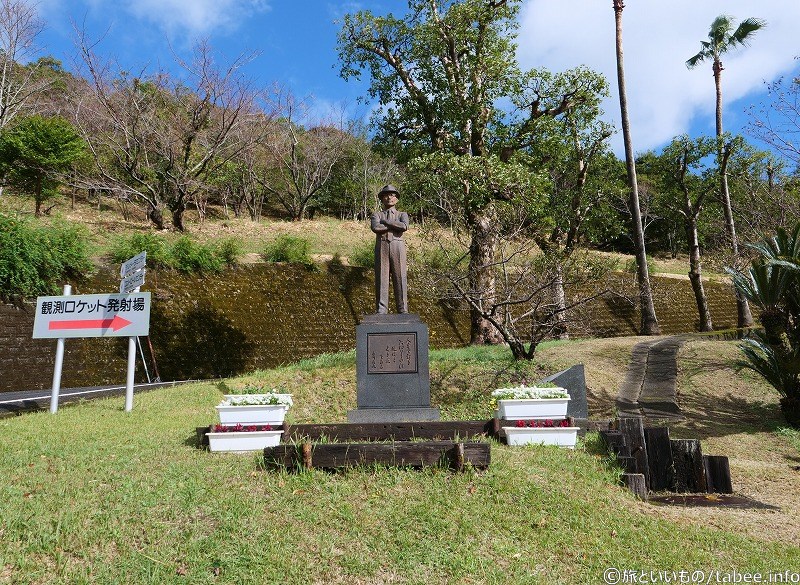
[124,0,270,38]
[517,0,800,154]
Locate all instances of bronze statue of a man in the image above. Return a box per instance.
[371,184,409,314]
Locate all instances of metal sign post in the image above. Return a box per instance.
[124,284,141,412]
[49,284,71,414]
[120,253,147,413]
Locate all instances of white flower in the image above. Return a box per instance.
[491,386,569,400]
[218,393,293,407]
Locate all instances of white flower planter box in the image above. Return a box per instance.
[503,426,579,448]
[496,397,570,420]
[216,404,289,425]
[223,393,293,403]
[208,429,283,452]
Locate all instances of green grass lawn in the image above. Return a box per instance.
[2,344,799,584]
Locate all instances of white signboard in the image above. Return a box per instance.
[32,293,151,339]
[120,270,146,294]
[121,251,147,278]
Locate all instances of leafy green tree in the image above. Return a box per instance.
[641,135,720,331]
[520,67,621,338]
[687,14,765,328]
[338,0,603,343]
[612,0,660,335]
[408,151,556,358]
[0,114,86,216]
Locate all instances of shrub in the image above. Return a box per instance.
[111,233,239,273]
[0,213,92,302]
[349,240,374,268]
[731,223,800,426]
[170,236,223,273]
[110,233,170,268]
[216,237,242,266]
[262,235,314,267]
[624,254,656,275]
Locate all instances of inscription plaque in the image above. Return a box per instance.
[367,332,418,374]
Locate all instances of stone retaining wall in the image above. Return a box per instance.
[0,265,738,392]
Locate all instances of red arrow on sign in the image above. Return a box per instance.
[48,314,133,332]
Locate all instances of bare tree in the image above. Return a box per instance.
[0,0,47,129]
[256,96,352,221]
[420,234,614,360]
[73,35,268,230]
[728,142,799,241]
[749,74,800,169]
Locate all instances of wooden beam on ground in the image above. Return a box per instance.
[618,417,650,490]
[617,456,637,473]
[704,455,733,494]
[645,427,675,492]
[263,441,490,471]
[671,439,706,493]
[622,473,648,500]
[587,419,615,432]
[598,430,626,455]
[283,420,494,443]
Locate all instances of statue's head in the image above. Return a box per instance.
[378,184,399,208]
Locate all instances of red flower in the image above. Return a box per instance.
[516,420,526,427]
[262,424,273,431]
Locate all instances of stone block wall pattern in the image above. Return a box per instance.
[0,265,737,392]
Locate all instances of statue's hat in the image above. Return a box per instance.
[378,184,399,197]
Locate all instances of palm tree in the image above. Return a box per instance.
[612,0,659,335]
[687,14,766,329]
[730,223,800,426]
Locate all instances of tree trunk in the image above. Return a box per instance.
[171,204,186,232]
[685,215,713,332]
[149,207,165,230]
[613,0,660,335]
[551,261,568,340]
[714,58,754,328]
[508,338,534,360]
[467,207,503,345]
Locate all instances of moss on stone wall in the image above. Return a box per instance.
[0,265,737,392]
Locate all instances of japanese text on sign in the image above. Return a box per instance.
[32,292,151,339]
[39,297,146,315]
[367,333,418,374]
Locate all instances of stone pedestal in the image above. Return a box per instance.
[348,313,440,423]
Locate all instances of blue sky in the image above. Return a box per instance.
[33,0,800,157]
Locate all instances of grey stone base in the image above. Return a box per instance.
[542,364,588,419]
[347,407,441,423]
